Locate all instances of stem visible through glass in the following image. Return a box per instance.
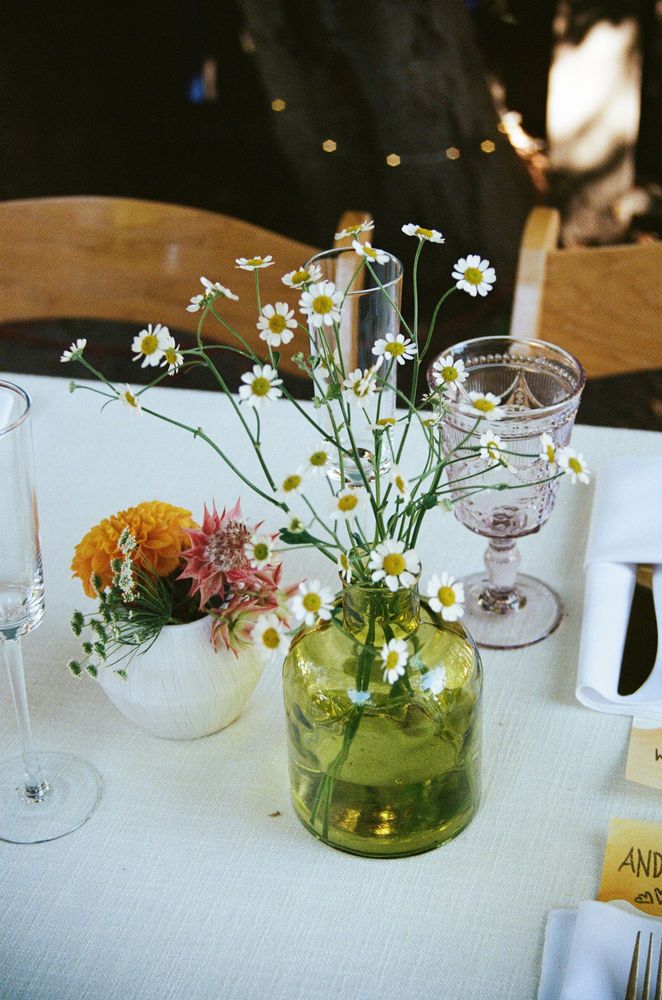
[3,639,48,800]
[479,539,524,612]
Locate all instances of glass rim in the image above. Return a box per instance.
[428,335,587,419]
[0,380,31,436]
[305,246,404,296]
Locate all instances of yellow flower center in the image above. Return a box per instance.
[441,365,458,382]
[124,390,139,409]
[310,450,328,467]
[395,475,407,494]
[140,334,159,355]
[292,269,309,284]
[545,444,556,463]
[338,494,358,512]
[282,474,302,493]
[289,517,304,532]
[363,246,378,258]
[464,266,483,286]
[486,441,499,459]
[253,542,269,561]
[303,592,322,612]
[385,650,400,672]
[383,553,406,576]
[268,314,287,333]
[164,348,179,365]
[376,417,396,426]
[251,377,271,397]
[569,457,582,474]
[438,586,456,607]
[473,397,495,413]
[247,257,264,267]
[385,341,406,357]
[312,294,334,315]
[261,627,280,649]
[416,227,433,239]
[340,553,350,572]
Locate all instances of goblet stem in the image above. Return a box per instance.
[480,539,524,613]
[3,638,48,800]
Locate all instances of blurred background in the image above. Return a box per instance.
[1,0,660,425]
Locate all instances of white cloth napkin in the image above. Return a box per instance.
[576,457,662,716]
[538,900,662,1000]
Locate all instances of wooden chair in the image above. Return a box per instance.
[0,197,368,378]
[510,207,662,377]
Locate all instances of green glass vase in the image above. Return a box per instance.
[282,584,482,857]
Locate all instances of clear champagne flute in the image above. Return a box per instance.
[0,380,102,843]
[428,337,586,649]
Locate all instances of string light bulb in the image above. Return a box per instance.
[271,98,286,112]
[445,147,461,160]
[322,139,337,153]
[386,153,401,167]
[480,139,496,153]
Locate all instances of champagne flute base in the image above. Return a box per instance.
[461,572,563,649]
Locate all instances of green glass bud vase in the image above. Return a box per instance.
[282,583,482,858]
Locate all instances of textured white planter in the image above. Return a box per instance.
[97,615,264,740]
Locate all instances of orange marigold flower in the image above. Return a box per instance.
[71,500,195,597]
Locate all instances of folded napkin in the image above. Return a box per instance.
[538,900,662,1000]
[576,457,662,716]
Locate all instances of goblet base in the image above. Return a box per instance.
[0,751,102,844]
[461,572,563,649]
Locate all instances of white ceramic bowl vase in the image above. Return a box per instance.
[97,615,264,740]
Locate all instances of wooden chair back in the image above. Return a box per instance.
[511,207,662,377]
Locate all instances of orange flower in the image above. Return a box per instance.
[71,500,196,597]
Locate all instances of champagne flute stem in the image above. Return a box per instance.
[3,638,48,800]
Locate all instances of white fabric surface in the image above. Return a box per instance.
[538,901,662,1000]
[1,373,662,1000]
[577,457,662,716]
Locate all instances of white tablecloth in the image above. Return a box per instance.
[1,373,661,1000]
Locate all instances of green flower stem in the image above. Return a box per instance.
[419,287,455,361]
[76,356,118,395]
[135,360,206,396]
[364,261,414,340]
[254,269,262,315]
[207,304,261,362]
[302,495,343,549]
[412,239,423,342]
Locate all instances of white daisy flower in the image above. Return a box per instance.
[317,348,342,381]
[235,255,274,271]
[352,240,391,266]
[479,431,510,467]
[373,416,398,431]
[335,218,374,240]
[391,467,410,501]
[342,366,378,406]
[368,539,420,592]
[426,573,465,621]
[380,638,409,685]
[330,488,367,521]
[452,255,496,297]
[420,666,447,695]
[277,472,305,502]
[244,533,276,569]
[186,277,238,312]
[161,340,184,375]
[348,688,371,706]
[60,338,87,363]
[131,323,171,368]
[431,355,468,396]
[302,443,333,476]
[461,391,504,421]
[253,613,290,662]
[372,333,417,366]
[338,551,353,583]
[290,580,334,626]
[539,433,558,467]
[286,515,306,534]
[557,447,591,484]
[119,384,141,416]
[299,280,343,329]
[257,302,297,347]
[401,223,445,243]
[281,264,323,288]
[238,364,283,408]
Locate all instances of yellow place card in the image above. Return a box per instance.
[598,817,662,916]
[626,718,662,790]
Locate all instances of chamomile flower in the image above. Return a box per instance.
[317,348,342,380]
[391,467,410,501]
[452,255,496,297]
[372,333,416,366]
[60,338,87,363]
[290,580,334,626]
[479,431,511,467]
[253,613,290,662]
[557,447,591,484]
[131,323,172,368]
[335,218,374,240]
[461,391,504,420]
[119,384,141,416]
[235,255,274,270]
[186,277,238,312]
[420,666,447,695]
[161,341,184,375]
[431,355,468,396]
[369,539,420,592]
[244,533,276,569]
[401,223,445,243]
[373,416,398,431]
[238,364,283,408]
[348,689,371,706]
[425,573,465,621]
[302,443,333,476]
[277,472,305,502]
[338,551,353,583]
[299,281,343,328]
[286,515,306,534]
[380,638,409,685]
[330,488,367,521]
[342,367,378,406]
[352,240,391,265]
[281,264,323,288]
[257,302,297,347]
[539,433,558,467]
